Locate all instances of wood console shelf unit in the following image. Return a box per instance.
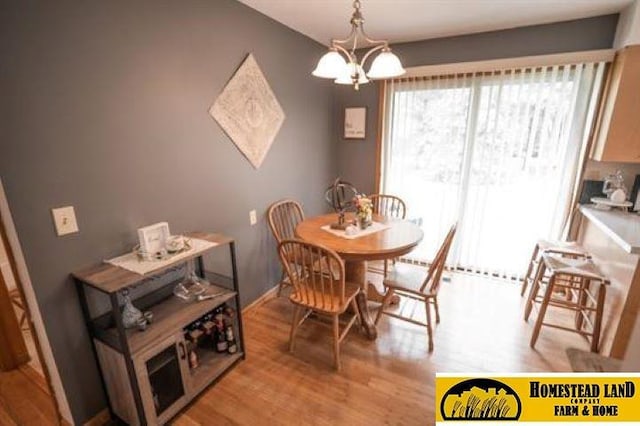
[72,232,245,425]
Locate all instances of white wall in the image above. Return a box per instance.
[614,0,640,47]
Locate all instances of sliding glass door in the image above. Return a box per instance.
[381,63,605,277]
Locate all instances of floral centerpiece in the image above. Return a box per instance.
[353,194,373,229]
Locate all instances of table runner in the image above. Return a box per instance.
[321,221,391,240]
[105,237,217,275]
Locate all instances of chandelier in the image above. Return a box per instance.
[312,0,405,90]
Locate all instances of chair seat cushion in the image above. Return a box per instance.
[290,280,361,314]
[383,263,431,297]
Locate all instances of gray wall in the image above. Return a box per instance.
[0,3,621,423]
[334,14,620,194]
[0,1,334,423]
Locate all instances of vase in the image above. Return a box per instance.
[357,211,372,229]
[121,289,143,329]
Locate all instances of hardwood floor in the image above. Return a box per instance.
[0,365,59,425]
[174,272,590,425]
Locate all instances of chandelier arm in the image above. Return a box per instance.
[331,24,358,46]
[333,44,354,62]
[360,44,386,68]
[359,25,389,46]
[351,29,360,57]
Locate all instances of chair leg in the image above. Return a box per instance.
[424,298,434,352]
[332,314,341,371]
[524,261,545,321]
[351,299,362,326]
[289,305,302,353]
[383,259,388,277]
[433,296,440,324]
[530,275,555,349]
[591,283,606,353]
[375,288,394,325]
[521,244,539,296]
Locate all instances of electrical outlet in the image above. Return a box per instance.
[51,206,79,236]
[249,209,257,226]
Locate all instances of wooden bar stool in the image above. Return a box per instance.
[525,252,609,352]
[521,240,588,296]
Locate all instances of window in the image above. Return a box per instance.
[381,62,606,277]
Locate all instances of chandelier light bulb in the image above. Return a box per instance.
[367,49,406,79]
[312,49,348,79]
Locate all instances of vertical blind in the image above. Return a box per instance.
[381,62,606,278]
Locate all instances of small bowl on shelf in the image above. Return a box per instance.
[173,282,207,303]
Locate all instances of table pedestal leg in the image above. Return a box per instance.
[345,260,377,340]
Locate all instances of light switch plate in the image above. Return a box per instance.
[249,209,257,226]
[52,206,79,236]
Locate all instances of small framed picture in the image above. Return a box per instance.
[137,222,170,256]
[344,107,366,139]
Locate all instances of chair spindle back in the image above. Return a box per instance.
[420,223,457,294]
[267,199,305,243]
[278,239,346,312]
[369,194,406,219]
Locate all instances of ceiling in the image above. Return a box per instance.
[237,0,633,45]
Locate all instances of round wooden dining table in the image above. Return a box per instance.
[295,212,423,339]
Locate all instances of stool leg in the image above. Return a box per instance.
[575,277,589,331]
[530,275,555,349]
[521,244,540,296]
[591,283,606,353]
[524,260,545,321]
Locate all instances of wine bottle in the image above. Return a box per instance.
[226,325,237,354]
[189,349,199,369]
[202,320,215,348]
[215,323,228,353]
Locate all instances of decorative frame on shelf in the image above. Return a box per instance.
[344,107,366,139]
[137,222,170,256]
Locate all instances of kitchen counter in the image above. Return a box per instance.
[577,205,640,359]
[579,205,640,254]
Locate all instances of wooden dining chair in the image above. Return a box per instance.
[368,194,407,276]
[268,199,305,296]
[375,223,457,352]
[278,239,361,371]
[369,194,407,220]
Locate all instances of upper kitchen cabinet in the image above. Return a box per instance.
[591,45,640,163]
